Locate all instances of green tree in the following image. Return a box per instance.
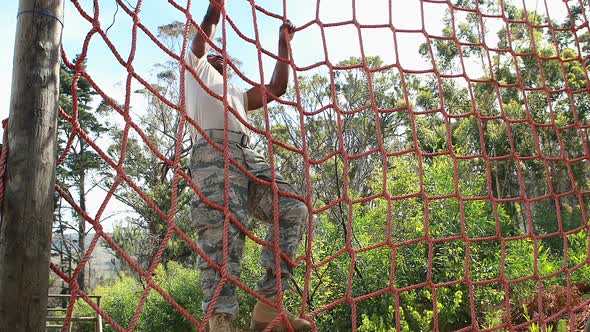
[103,23,194,272]
[56,58,109,292]
[64,1,590,329]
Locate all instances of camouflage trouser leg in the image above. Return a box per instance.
[191,140,249,319]
[241,147,308,298]
[190,140,308,319]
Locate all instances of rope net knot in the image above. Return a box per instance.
[48,0,590,331]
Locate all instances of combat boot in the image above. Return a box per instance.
[209,313,233,332]
[250,297,312,332]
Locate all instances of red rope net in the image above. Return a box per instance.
[49,0,590,331]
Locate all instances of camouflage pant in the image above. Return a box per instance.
[190,138,308,319]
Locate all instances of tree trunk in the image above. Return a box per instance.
[0,1,64,331]
[58,211,68,294]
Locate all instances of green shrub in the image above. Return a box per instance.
[75,263,201,331]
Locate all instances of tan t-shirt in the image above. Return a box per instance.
[184,50,249,142]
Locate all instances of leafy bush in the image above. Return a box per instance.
[75,262,201,332]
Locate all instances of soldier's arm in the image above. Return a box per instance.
[191,0,224,58]
[246,21,296,111]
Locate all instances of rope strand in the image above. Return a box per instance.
[15,0,588,330]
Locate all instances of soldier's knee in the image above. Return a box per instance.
[298,203,309,218]
[284,202,308,224]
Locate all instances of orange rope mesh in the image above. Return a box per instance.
[39,0,590,331]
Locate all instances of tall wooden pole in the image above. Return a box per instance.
[0,1,64,331]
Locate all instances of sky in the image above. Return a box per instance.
[1,0,446,125]
[0,0,576,231]
[1,0,574,122]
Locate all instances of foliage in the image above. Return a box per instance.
[102,20,194,272]
[57,0,590,331]
[75,262,202,332]
[55,58,110,292]
[73,256,290,332]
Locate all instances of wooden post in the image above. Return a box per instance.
[96,296,103,332]
[0,0,64,331]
